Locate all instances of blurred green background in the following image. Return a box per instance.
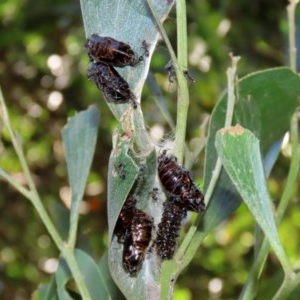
[0,0,299,299]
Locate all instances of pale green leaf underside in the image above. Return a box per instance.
[202,67,300,234]
[215,125,289,270]
[62,106,100,221]
[80,0,174,119]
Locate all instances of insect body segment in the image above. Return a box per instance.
[85,34,141,108]
[87,62,137,108]
[155,199,187,259]
[155,151,205,260]
[114,195,153,274]
[85,34,142,67]
[114,195,137,243]
[123,210,153,274]
[157,152,205,213]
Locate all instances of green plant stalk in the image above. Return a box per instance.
[273,272,300,300]
[174,0,189,163]
[145,0,181,84]
[277,116,300,221]
[224,55,240,128]
[0,87,63,251]
[145,0,189,163]
[159,260,178,300]
[287,0,298,72]
[146,73,175,130]
[174,56,241,273]
[68,203,80,249]
[62,247,92,300]
[0,169,31,199]
[185,115,209,169]
[0,87,91,299]
[174,160,222,262]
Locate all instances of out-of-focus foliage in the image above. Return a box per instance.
[0,0,299,299]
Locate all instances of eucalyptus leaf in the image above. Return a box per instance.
[33,278,58,300]
[54,250,111,300]
[80,0,174,120]
[74,249,111,299]
[55,261,73,300]
[80,1,175,298]
[48,201,70,241]
[62,106,100,232]
[98,251,126,300]
[107,137,140,241]
[107,133,160,300]
[202,67,300,233]
[215,125,290,271]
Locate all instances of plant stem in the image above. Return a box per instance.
[146,73,175,130]
[174,0,189,163]
[287,0,299,72]
[145,0,189,163]
[176,55,240,272]
[202,55,240,207]
[0,87,63,251]
[0,87,91,299]
[273,272,300,300]
[0,169,31,199]
[62,247,92,300]
[175,56,240,269]
[224,54,240,128]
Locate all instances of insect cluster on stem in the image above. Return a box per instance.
[154,150,205,259]
[114,194,153,275]
[85,34,146,109]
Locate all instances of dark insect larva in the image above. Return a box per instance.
[122,209,153,274]
[154,199,187,260]
[85,34,142,67]
[157,151,205,213]
[114,195,137,243]
[87,62,137,108]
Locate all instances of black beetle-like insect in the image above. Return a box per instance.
[87,62,137,108]
[155,199,187,260]
[114,195,137,243]
[157,151,205,213]
[85,34,142,67]
[122,209,153,274]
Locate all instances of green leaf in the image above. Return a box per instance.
[62,106,100,234]
[107,138,140,241]
[98,251,126,300]
[55,249,111,299]
[74,249,111,299]
[55,261,73,300]
[215,125,290,272]
[80,0,174,120]
[202,67,300,233]
[33,278,58,300]
[49,201,70,241]
[80,1,175,298]
[107,131,159,300]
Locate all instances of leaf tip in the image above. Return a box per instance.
[220,124,245,136]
